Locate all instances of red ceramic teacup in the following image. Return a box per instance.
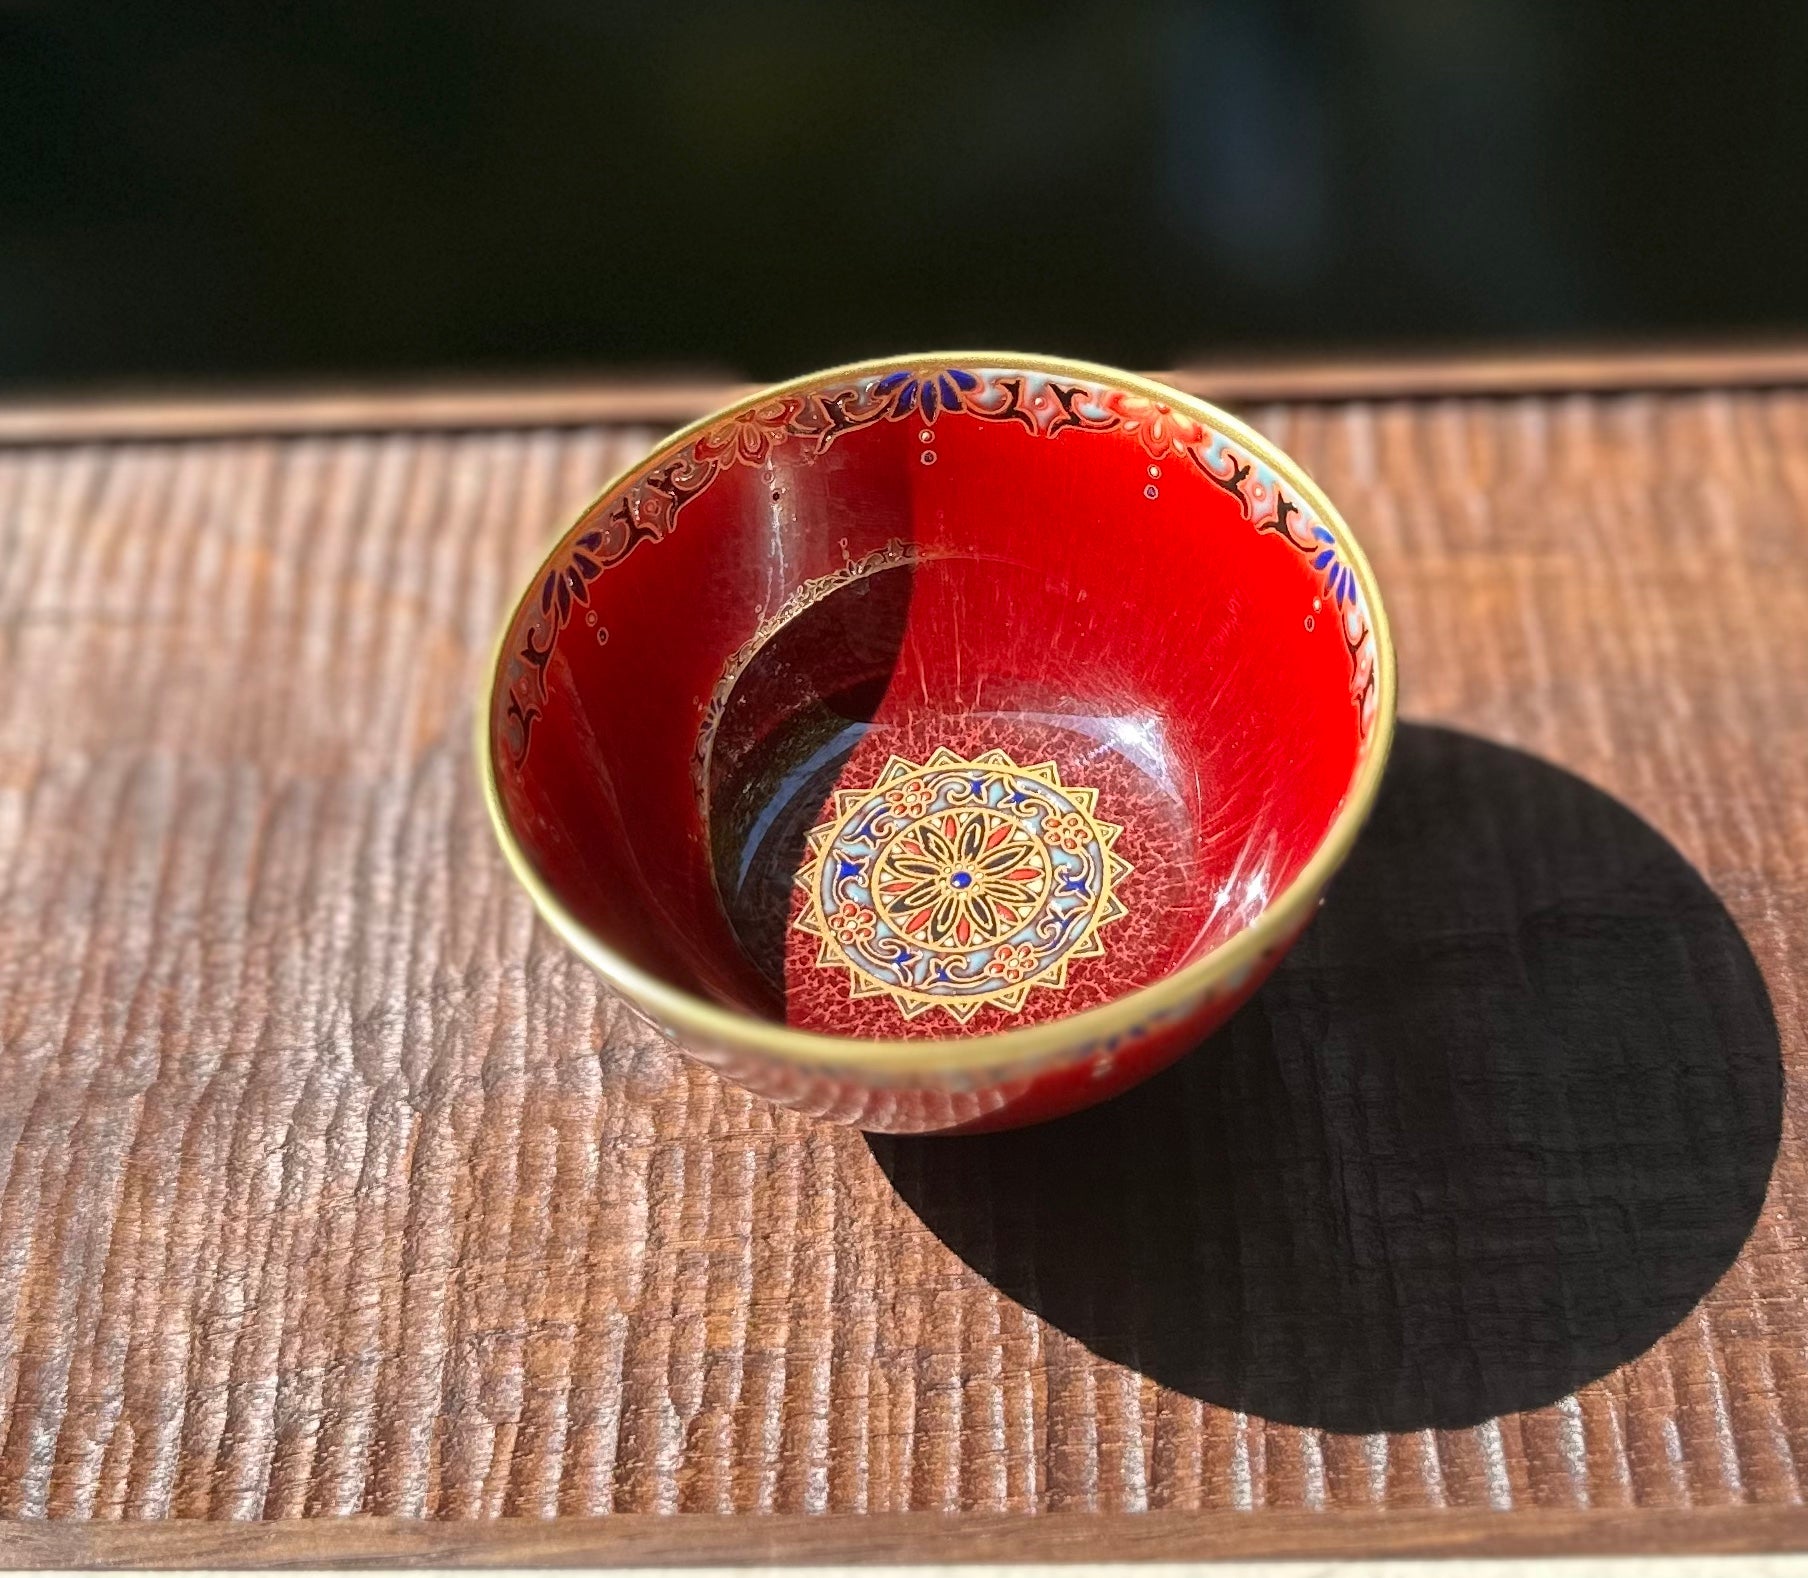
[479,354,1395,1133]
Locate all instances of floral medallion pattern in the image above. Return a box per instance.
[500,365,1380,766]
[794,748,1130,1023]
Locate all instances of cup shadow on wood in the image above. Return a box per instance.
[869,724,1782,1434]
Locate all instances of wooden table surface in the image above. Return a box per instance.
[2,348,1807,1565]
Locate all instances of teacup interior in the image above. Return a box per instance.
[490,364,1380,1038]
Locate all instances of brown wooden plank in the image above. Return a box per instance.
[7,1508,1808,1568]
[6,341,1808,444]
[0,376,1804,1547]
[0,379,755,445]
[1171,338,1808,403]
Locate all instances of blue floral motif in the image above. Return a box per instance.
[872,366,980,422]
[1310,525,1356,607]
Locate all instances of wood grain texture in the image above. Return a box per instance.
[0,369,1806,1549]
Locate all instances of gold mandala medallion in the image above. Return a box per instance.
[794,748,1130,1023]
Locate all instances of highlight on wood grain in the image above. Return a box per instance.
[7,1508,1808,1567]
[3,340,1808,443]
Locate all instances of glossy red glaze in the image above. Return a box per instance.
[484,358,1390,1133]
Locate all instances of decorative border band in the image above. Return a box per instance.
[500,366,1379,767]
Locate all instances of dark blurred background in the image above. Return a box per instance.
[4,2,1806,391]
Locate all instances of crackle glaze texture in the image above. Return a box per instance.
[0,374,1805,1540]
